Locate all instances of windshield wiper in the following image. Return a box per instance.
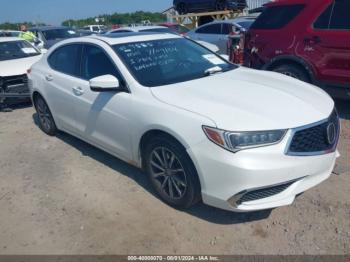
[204,66,223,76]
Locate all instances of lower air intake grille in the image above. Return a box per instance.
[239,180,296,203]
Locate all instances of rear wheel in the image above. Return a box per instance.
[144,135,201,209]
[272,64,310,83]
[34,95,57,136]
[177,3,188,15]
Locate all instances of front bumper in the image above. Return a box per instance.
[187,129,339,212]
[0,74,30,103]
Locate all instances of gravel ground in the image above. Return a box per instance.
[0,100,349,255]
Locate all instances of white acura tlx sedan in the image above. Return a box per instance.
[28,33,340,212]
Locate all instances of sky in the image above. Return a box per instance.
[0,0,173,25]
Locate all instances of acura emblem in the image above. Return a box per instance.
[326,122,336,145]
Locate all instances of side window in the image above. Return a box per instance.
[196,24,222,34]
[314,4,333,29]
[251,4,305,29]
[221,23,233,35]
[81,44,121,81]
[31,30,38,37]
[48,44,81,77]
[329,0,350,29]
[111,30,132,33]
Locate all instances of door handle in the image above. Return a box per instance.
[304,36,321,44]
[45,75,53,81]
[72,86,84,96]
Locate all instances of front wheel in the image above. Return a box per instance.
[144,136,201,209]
[272,64,310,83]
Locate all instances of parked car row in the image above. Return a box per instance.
[174,0,247,15]
[29,26,79,49]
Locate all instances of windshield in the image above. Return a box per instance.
[237,21,254,30]
[42,28,77,40]
[0,40,40,61]
[113,38,236,87]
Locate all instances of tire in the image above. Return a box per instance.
[215,0,227,11]
[144,135,201,209]
[177,3,188,15]
[272,64,310,83]
[34,95,57,136]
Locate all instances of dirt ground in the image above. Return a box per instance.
[0,100,349,255]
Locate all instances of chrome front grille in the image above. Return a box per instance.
[286,110,340,156]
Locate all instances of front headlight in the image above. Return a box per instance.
[203,126,287,153]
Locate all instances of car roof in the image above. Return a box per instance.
[113,25,168,32]
[30,26,71,31]
[86,32,181,45]
[193,18,251,30]
[228,16,257,22]
[159,22,178,26]
[0,30,21,33]
[266,0,326,6]
[0,37,24,43]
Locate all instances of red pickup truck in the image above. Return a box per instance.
[244,0,350,100]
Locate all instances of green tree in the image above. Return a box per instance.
[62,11,166,28]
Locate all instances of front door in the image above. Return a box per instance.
[72,44,133,160]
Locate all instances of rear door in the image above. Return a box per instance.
[45,44,83,132]
[309,0,350,86]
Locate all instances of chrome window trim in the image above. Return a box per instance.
[284,110,340,156]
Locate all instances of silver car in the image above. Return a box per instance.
[186,17,256,54]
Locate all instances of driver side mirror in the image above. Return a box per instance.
[89,75,122,92]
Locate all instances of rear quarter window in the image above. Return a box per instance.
[250,4,305,29]
[314,4,333,29]
[329,0,350,30]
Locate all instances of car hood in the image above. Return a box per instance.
[0,55,42,77]
[150,67,334,131]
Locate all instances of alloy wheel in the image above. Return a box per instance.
[149,146,187,200]
[36,98,52,131]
